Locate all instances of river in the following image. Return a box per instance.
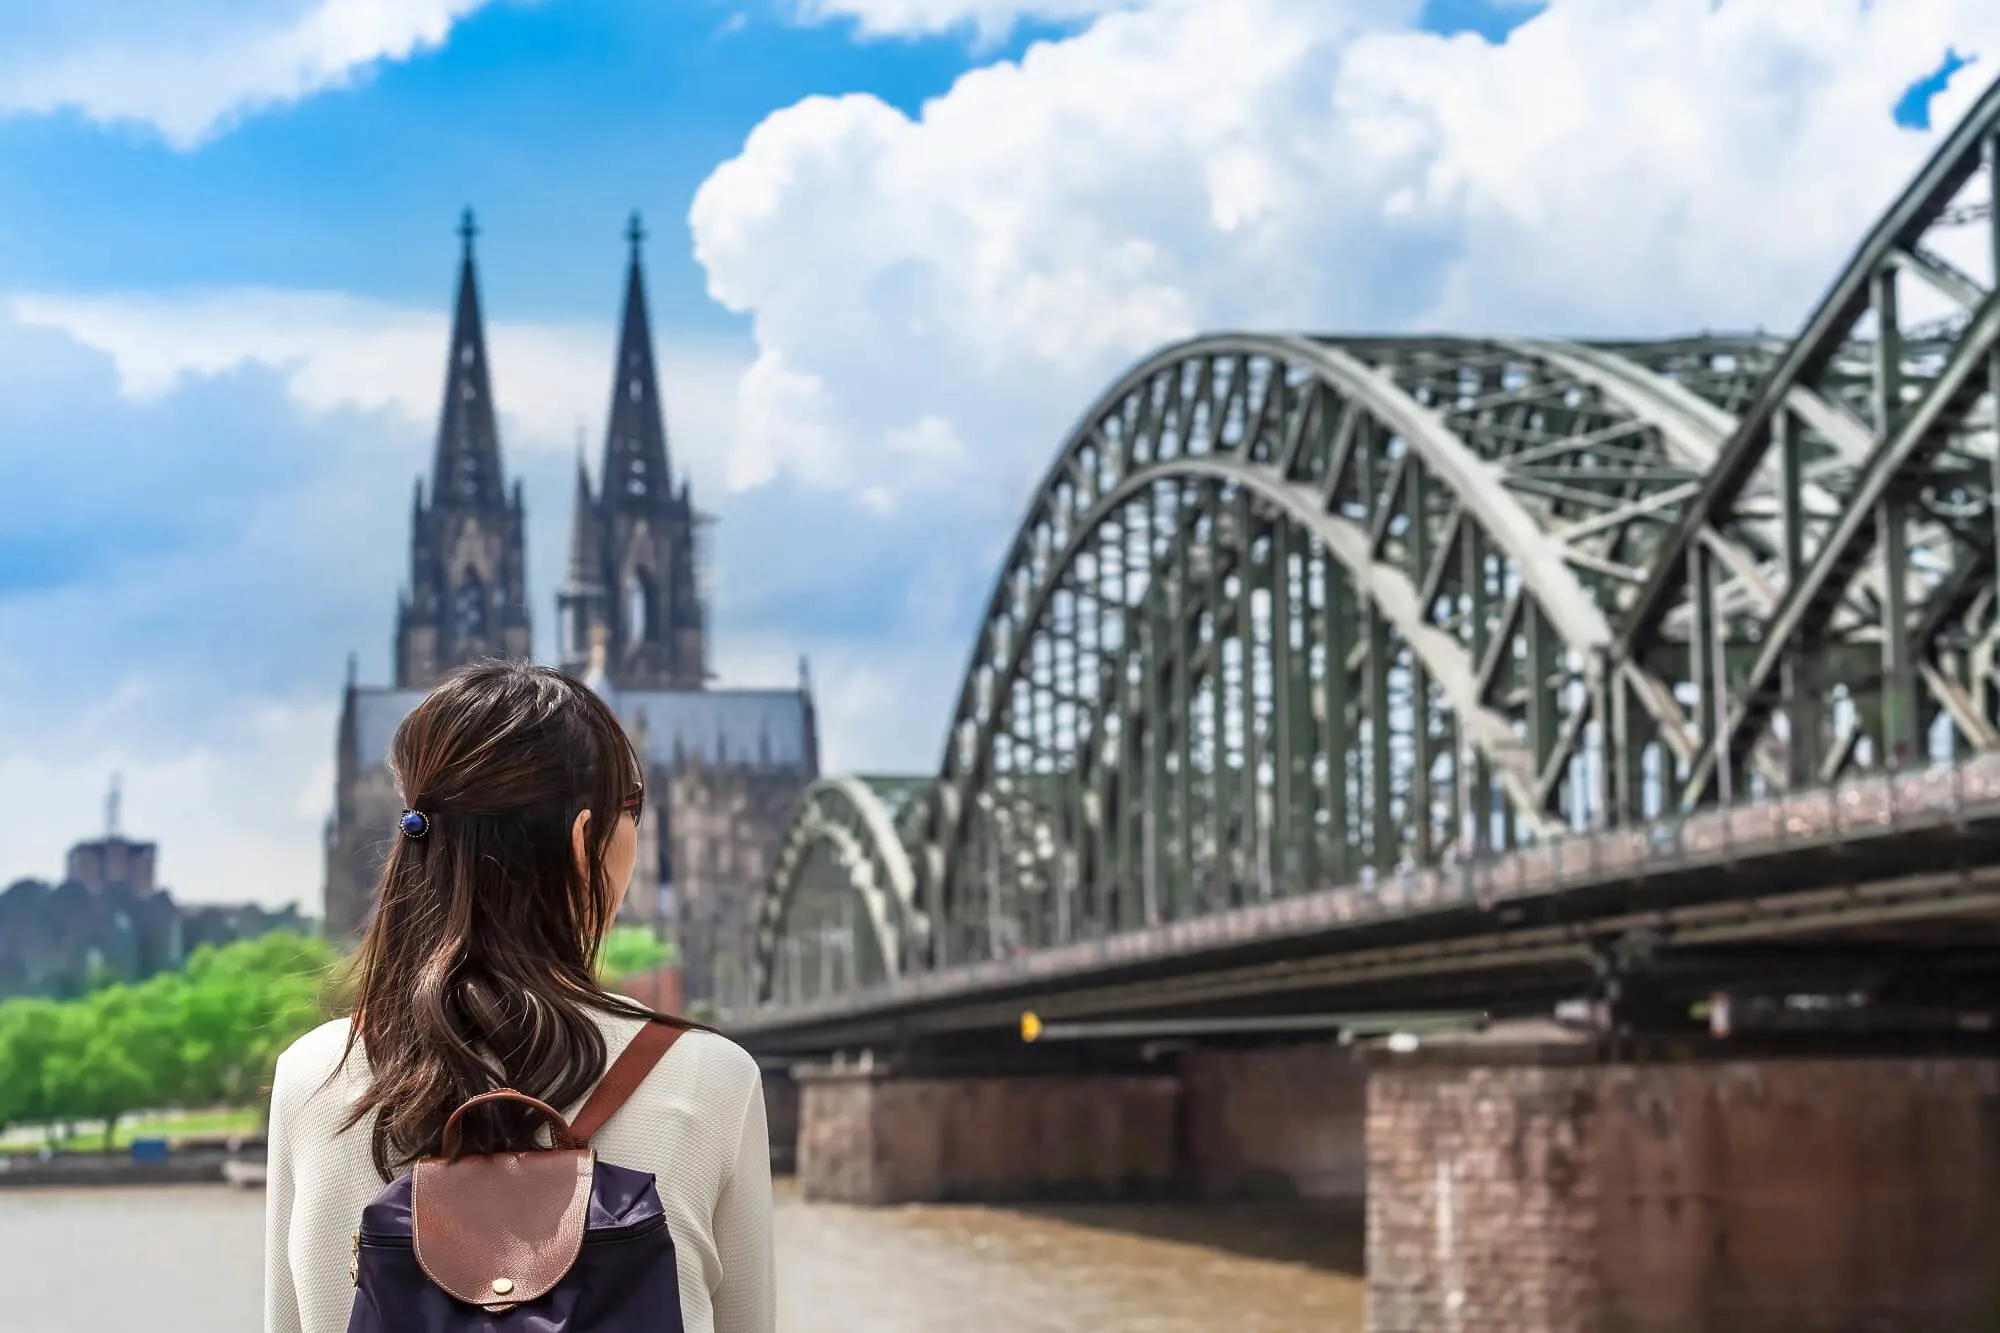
[4,1181,1364,1332]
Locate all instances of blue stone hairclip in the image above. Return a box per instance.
[399,809,430,839]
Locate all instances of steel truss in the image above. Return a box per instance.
[753,77,2000,1005]
[754,776,928,1005]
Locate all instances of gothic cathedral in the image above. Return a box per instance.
[323,212,819,1013]
[558,215,707,689]
[394,212,533,687]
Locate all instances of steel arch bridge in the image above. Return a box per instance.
[750,77,2000,1012]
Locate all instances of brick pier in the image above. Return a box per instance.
[762,1067,800,1175]
[794,1062,1180,1204]
[1179,1043,1368,1201]
[1366,1035,2000,1333]
[787,1034,2000,1331]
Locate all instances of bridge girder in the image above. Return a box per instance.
[759,331,1779,991]
[750,78,2000,1008]
[1600,75,2000,809]
[753,776,925,1005]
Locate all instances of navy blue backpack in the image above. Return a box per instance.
[346,1021,687,1333]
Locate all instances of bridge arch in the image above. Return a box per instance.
[913,333,1795,963]
[1597,74,2000,807]
[749,78,2000,996]
[751,776,926,1005]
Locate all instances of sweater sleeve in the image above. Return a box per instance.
[710,1071,775,1333]
[263,1056,304,1333]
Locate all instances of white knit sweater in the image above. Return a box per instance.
[263,1011,775,1333]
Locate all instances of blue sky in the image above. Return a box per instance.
[0,0,1988,907]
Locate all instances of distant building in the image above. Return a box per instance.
[65,775,157,895]
[322,211,818,1011]
[0,780,311,1000]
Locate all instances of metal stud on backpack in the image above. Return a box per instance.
[346,1021,689,1333]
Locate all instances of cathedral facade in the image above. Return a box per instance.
[322,212,818,1012]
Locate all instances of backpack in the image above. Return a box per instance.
[346,1020,687,1333]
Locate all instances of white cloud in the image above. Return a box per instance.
[0,688,335,910]
[716,632,964,774]
[0,294,769,911]
[0,290,969,911]
[0,0,502,148]
[693,0,2000,520]
[791,0,1137,42]
[7,288,749,494]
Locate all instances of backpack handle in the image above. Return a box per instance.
[439,1089,583,1157]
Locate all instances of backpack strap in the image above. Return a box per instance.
[569,1020,686,1145]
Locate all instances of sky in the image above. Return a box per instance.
[0,0,1993,911]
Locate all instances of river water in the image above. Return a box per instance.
[4,1182,1364,1332]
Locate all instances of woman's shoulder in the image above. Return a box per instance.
[272,1015,361,1098]
[593,1011,761,1107]
[665,1026,761,1090]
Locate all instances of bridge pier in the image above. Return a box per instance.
[794,1061,1180,1204]
[762,1067,800,1175]
[786,1042,1368,1204]
[1179,1043,1368,1201]
[1365,1030,2000,1333]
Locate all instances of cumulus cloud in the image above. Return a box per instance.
[0,690,337,911]
[7,288,748,492]
[0,292,757,908]
[692,0,2000,520]
[0,0,502,148]
[0,309,415,905]
[790,0,1137,42]
[0,290,932,908]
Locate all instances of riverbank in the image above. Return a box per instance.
[0,1139,265,1190]
[0,1106,262,1151]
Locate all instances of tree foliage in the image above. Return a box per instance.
[0,931,338,1143]
[597,925,676,985]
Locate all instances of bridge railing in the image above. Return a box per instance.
[731,751,2000,1028]
[1375,754,1998,916]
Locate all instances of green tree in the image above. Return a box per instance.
[1,930,338,1145]
[173,933,338,1109]
[0,997,65,1135]
[39,977,186,1148]
[598,926,676,984]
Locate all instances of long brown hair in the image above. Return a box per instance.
[337,660,668,1179]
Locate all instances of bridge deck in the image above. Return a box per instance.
[725,758,2000,1053]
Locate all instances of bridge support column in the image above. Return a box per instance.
[762,1068,800,1175]
[1180,1042,1367,1201]
[1365,1033,2000,1333]
[794,1062,1179,1205]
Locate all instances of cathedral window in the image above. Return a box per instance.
[455,570,489,641]
[625,570,655,644]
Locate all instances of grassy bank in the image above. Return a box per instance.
[4,1105,262,1152]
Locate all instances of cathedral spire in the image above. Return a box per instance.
[394,208,533,688]
[566,451,599,587]
[432,207,506,509]
[556,433,606,676]
[600,211,674,510]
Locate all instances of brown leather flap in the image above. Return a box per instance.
[412,1148,594,1310]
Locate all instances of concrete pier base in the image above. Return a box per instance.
[1366,1042,2000,1333]
[795,1063,1179,1205]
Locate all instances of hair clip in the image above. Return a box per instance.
[399,809,430,839]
